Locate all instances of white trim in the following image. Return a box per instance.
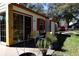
[0,41,6,45]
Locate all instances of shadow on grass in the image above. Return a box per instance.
[52,33,71,52]
[56,48,68,52]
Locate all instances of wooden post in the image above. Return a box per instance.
[6,4,13,46]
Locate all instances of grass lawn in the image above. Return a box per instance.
[53,34,79,56]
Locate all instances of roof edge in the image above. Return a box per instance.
[9,3,49,19]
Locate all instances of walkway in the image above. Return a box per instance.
[0,42,42,56]
[56,30,79,35]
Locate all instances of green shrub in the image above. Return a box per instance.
[36,32,57,49]
[46,32,57,43]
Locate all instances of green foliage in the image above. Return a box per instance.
[36,38,49,48]
[64,11,74,26]
[36,32,57,49]
[47,3,79,24]
[46,32,57,43]
[54,34,79,56]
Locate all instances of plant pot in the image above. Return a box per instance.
[40,49,47,56]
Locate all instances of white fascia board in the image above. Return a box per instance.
[0,3,6,13]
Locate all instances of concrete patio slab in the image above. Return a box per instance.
[0,43,42,56]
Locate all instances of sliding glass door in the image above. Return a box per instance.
[24,16,31,41]
[13,13,31,44]
[13,13,23,43]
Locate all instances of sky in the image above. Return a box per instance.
[43,4,48,10]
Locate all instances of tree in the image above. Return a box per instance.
[59,4,79,26]
[20,3,47,15]
[63,11,74,26]
[47,3,65,17]
[47,3,79,25]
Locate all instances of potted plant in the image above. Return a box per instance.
[14,29,21,43]
[36,32,57,56]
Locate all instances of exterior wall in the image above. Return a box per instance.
[45,19,50,32]
[51,21,55,34]
[33,17,37,31]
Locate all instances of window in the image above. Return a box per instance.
[39,19,45,30]
[0,13,6,42]
[37,19,45,33]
